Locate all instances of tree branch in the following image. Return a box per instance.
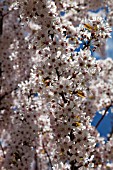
[42,142,53,170]
[0,142,5,158]
[34,149,38,170]
[59,91,68,103]
[55,67,60,80]
[0,11,3,35]
[95,105,112,128]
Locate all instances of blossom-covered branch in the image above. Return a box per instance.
[0,0,113,170]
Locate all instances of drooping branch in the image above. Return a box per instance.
[42,142,53,170]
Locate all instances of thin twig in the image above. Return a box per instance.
[0,11,3,35]
[42,142,53,170]
[95,105,112,128]
[82,40,91,50]
[0,142,5,158]
[59,91,68,103]
[55,68,60,80]
[34,150,38,170]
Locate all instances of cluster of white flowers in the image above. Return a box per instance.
[0,0,113,170]
[89,58,113,111]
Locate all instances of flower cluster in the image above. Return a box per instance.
[0,0,113,170]
[89,58,113,111]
